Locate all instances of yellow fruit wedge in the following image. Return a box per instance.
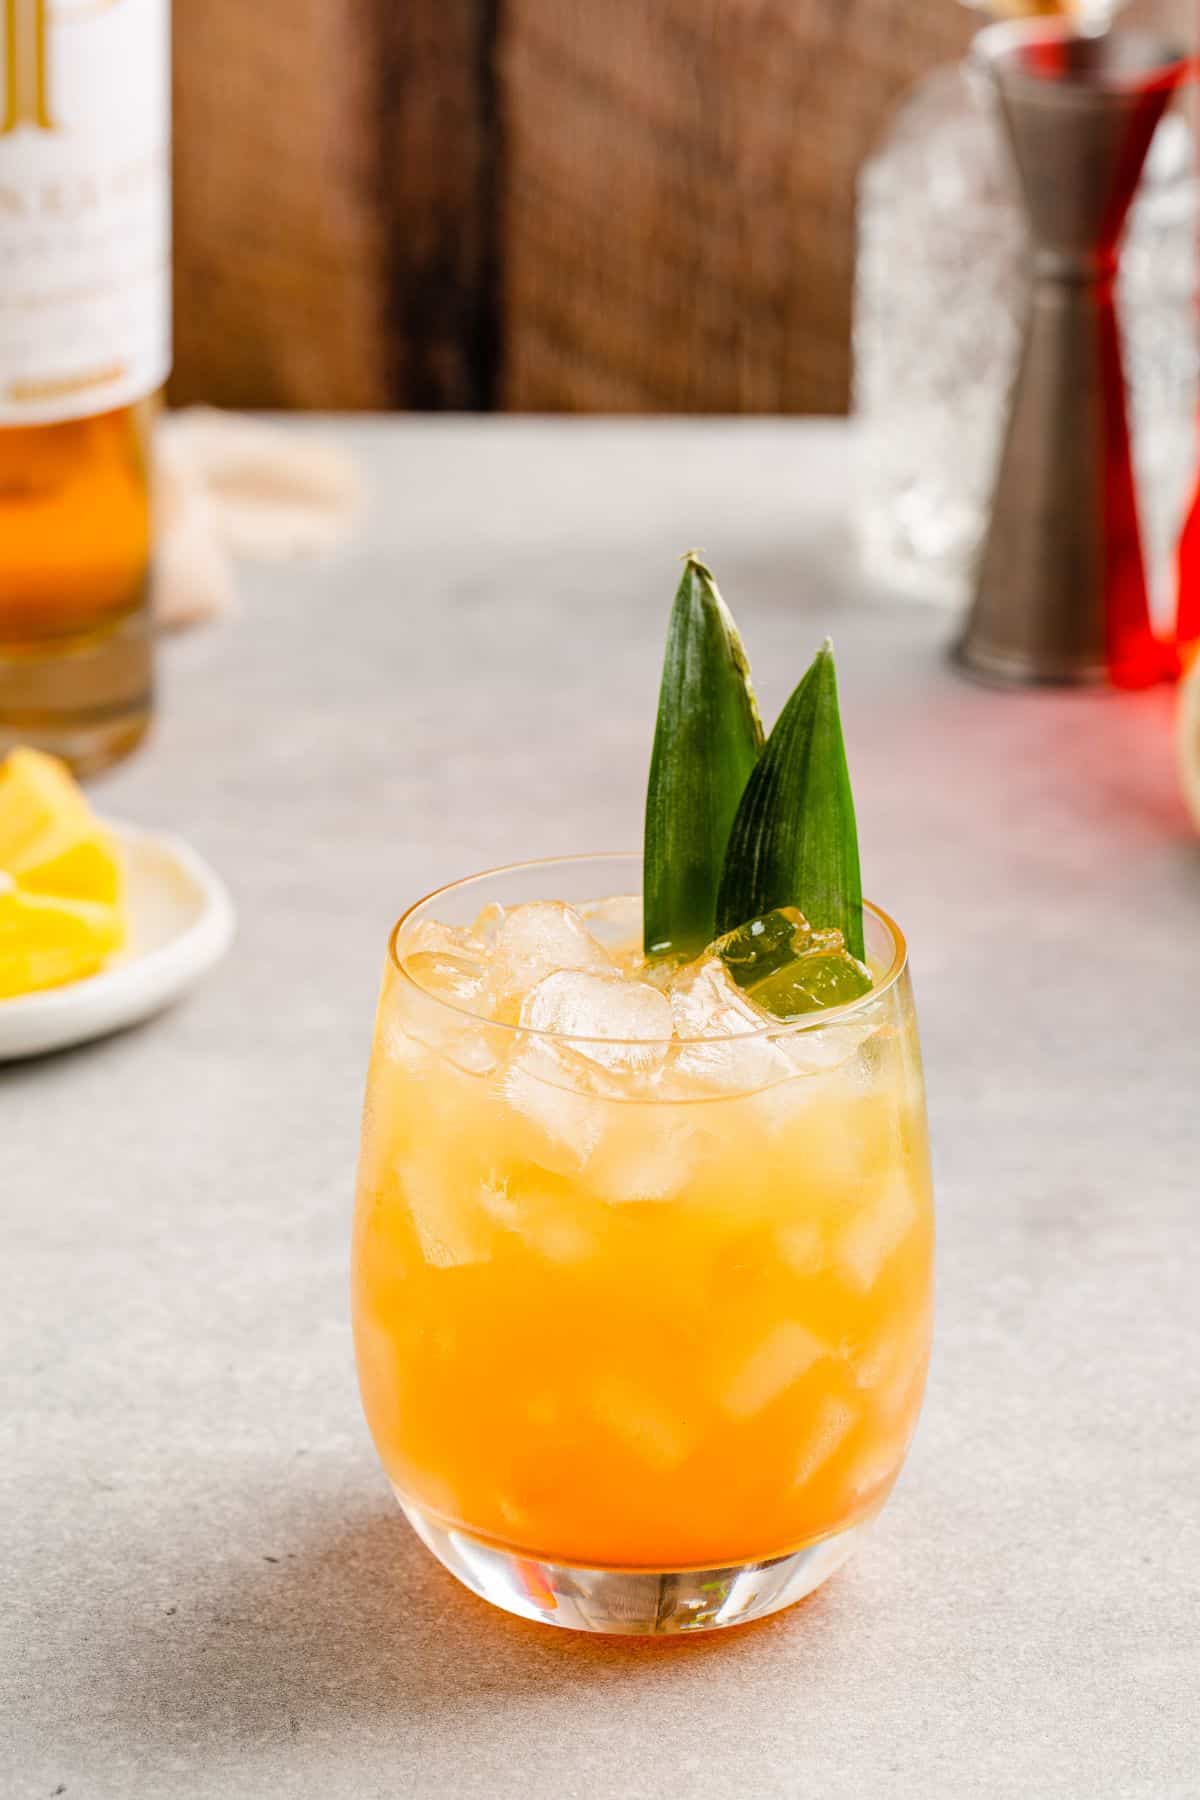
[0,746,128,998]
[0,747,123,905]
[1178,647,1200,833]
[0,872,125,999]
[6,812,124,906]
[0,747,86,861]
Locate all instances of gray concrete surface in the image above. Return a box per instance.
[4,419,1199,1799]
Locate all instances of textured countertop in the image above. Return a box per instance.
[4,419,1199,1799]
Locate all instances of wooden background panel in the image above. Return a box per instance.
[373,0,499,409]
[172,0,496,412]
[172,0,1193,415]
[171,0,392,409]
[499,0,975,414]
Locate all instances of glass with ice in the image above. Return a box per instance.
[352,855,933,1634]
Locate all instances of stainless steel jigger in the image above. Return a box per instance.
[956,21,1188,687]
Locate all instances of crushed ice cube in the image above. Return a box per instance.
[720,1321,830,1419]
[395,924,498,1071]
[500,1040,610,1174]
[471,901,507,947]
[380,1011,431,1076]
[476,1169,595,1263]
[521,968,673,1073]
[488,901,611,1014]
[399,917,479,961]
[578,893,643,965]
[833,1174,919,1292]
[403,949,488,1009]
[589,1111,711,1205]
[847,1436,904,1503]
[852,1316,912,1392]
[401,1154,493,1268]
[776,1219,826,1277]
[437,1029,501,1077]
[524,1213,594,1264]
[715,907,804,984]
[393,964,500,1076]
[664,958,793,1094]
[776,1015,876,1077]
[668,957,764,1039]
[876,1361,925,1430]
[853,1309,931,1423]
[668,1036,794,1097]
[476,1172,521,1228]
[590,1372,695,1472]
[793,1395,857,1487]
[714,906,873,1018]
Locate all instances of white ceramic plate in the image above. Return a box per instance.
[0,822,235,1061]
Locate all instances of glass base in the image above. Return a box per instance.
[397,1493,874,1635]
[951,634,1111,690]
[0,606,153,776]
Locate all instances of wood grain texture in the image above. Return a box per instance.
[372,0,498,408]
[500,0,975,414]
[173,3,1197,412]
[171,0,390,409]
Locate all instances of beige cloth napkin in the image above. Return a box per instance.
[154,408,363,629]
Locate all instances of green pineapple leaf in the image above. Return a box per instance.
[643,555,763,960]
[715,639,865,961]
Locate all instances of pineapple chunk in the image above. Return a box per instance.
[0,874,124,999]
[0,747,128,996]
[0,747,122,905]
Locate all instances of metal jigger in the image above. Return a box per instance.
[956,21,1188,687]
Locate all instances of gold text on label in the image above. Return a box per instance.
[2,0,123,135]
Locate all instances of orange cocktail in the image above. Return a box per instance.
[352,856,933,1634]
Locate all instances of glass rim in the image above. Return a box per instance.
[387,852,909,1049]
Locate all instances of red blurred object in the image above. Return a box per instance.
[1100,286,1176,687]
[1177,470,1200,665]
[1095,42,1182,686]
[1169,64,1200,674]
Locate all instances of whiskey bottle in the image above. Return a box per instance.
[0,0,170,773]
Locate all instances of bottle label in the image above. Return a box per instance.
[0,0,170,425]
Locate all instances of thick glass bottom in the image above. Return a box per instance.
[397,1492,875,1635]
[951,633,1109,690]
[0,606,153,775]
